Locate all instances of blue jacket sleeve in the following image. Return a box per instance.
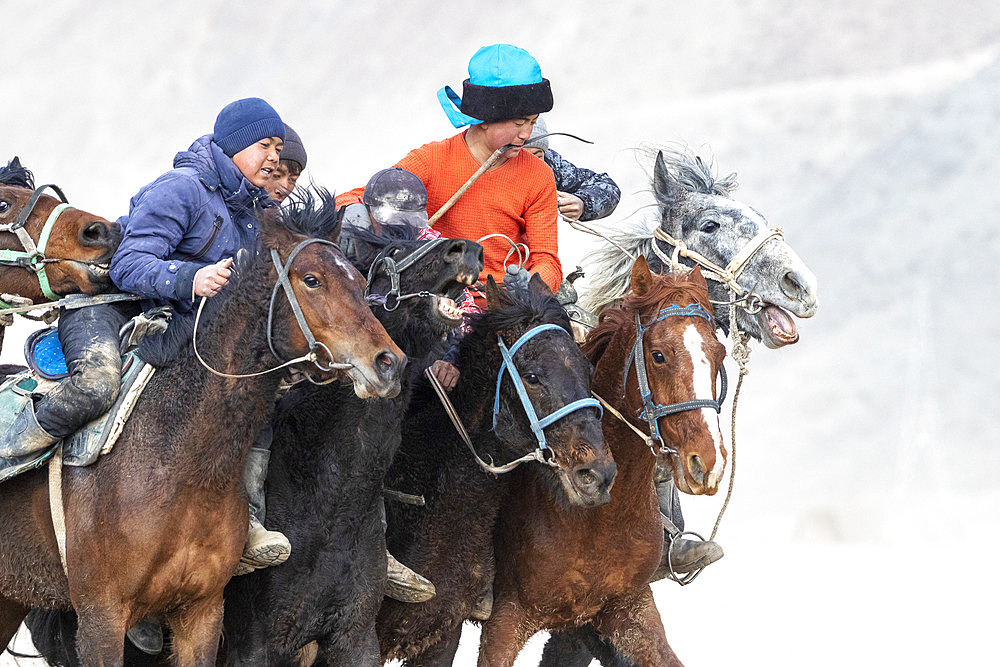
[544,149,622,222]
[110,173,207,303]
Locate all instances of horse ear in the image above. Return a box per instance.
[687,265,708,291]
[652,151,681,209]
[630,255,653,296]
[485,275,511,310]
[528,272,552,296]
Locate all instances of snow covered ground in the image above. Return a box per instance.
[3,1,999,665]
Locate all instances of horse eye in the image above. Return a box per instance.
[0,200,9,214]
[700,220,719,234]
[523,373,540,385]
[651,351,666,364]
[303,274,321,288]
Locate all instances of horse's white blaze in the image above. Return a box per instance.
[683,324,726,481]
[333,254,358,282]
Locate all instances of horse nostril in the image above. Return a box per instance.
[688,454,705,486]
[80,221,106,244]
[781,270,806,300]
[573,460,617,492]
[445,240,466,263]
[375,351,399,379]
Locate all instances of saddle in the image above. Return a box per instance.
[0,327,155,484]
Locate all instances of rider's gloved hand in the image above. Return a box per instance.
[119,306,172,355]
[503,265,531,294]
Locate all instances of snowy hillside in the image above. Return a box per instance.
[3,1,999,665]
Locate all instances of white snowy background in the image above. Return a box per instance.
[3,1,999,665]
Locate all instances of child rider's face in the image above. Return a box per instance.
[266,162,300,203]
[232,137,283,187]
[481,115,538,158]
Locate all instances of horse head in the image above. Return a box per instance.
[650,148,817,348]
[621,259,726,495]
[262,203,406,399]
[343,223,484,338]
[474,274,613,508]
[0,157,120,301]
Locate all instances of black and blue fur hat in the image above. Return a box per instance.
[437,44,553,128]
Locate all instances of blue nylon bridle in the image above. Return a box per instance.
[491,323,603,460]
[626,303,727,456]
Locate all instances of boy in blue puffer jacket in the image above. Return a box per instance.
[110,98,287,654]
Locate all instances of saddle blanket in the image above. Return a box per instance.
[0,346,155,484]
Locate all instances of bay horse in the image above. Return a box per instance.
[377,273,612,665]
[0,157,120,303]
[542,148,820,664]
[481,259,725,667]
[221,201,484,664]
[0,204,405,666]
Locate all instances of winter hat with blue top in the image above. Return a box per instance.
[437,44,553,129]
[214,98,285,157]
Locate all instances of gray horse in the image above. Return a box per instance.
[538,146,819,667]
[583,146,817,344]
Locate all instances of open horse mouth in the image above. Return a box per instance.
[756,304,799,348]
[429,278,476,326]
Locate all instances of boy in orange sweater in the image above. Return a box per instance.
[338,43,560,390]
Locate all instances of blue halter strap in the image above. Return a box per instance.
[491,323,603,453]
[626,303,727,456]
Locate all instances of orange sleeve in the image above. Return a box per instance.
[522,172,562,293]
[335,189,363,208]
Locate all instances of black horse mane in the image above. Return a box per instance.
[277,186,341,239]
[341,222,421,271]
[0,157,34,189]
[469,281,571,335]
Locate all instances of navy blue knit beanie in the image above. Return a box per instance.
[280,123,307,170]
[214,98,284,157]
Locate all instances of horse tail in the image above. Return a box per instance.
[579,218,657,317]
[21,608,79,667]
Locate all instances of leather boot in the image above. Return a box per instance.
[651,536,725,582]
[385,552,436,603]
[235,447,291,576]
[0,402,59,458]
[126,617,163,655]
[651,471,723,582]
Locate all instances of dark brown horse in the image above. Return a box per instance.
[0,157,120,303]
[378,274,612,665]
[0,207,405,666]
[480,258,726,666]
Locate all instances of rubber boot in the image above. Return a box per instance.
[126,617,163,655]
[0,402,59,458]
[235,447,291,576]
[379,497,436,603]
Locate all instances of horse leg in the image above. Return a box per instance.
[0,594,29,649]
[164,598,223,667]
[542,625,639,667]
[405,623,462,667]
[477,597,539,667]
[75,605,128,667]
[591,587,682,667]
[313,627,380,667]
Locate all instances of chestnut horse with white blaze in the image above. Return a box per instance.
[481,259,725,666]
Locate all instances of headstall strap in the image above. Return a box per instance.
[651,226,783,307]
[365,238,447,310]
[626,303,727,457]
[0,184,75,302]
